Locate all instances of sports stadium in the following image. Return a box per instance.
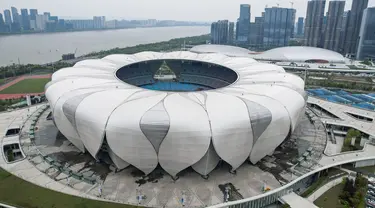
[45,51,306,179]
[252,46,348,64]
[191,45,349,64]
[4,48,375,208]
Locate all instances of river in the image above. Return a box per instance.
[0,26,209,66]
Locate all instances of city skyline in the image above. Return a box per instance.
[0,5,207,34]
[1,0,375,22]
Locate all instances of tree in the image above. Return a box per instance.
[361,59,373,66]
[346,129,361,140]
[288,40,303,46]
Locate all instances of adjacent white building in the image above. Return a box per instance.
[35,14,45,31]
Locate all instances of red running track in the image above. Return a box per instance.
[0,74,51,100]
[0,93,44,100]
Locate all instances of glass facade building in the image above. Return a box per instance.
[20,9,30,30]
[339,11,351,54]
[297,17,304,36]
[344,0,368,56]
[228,22,235,44]
[236,4,251,43]
[263,7,296,47]
[304,0,326,47]
[356,7,375,60]
[210,20,229,44]
[10,7,19,23]
[323,1,345,52]
[29,9,38,21]
[3,10,12,25]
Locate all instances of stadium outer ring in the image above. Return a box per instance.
[45,51,307,178]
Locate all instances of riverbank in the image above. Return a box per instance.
[0,26,210,66]
[83,33,210,57]
[0,34,210,79]
[0,25,209,37]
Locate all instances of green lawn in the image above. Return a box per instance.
[0,168,136,208]
[301,168,347,197]
[314,183,345,208]
[0,78,50,94]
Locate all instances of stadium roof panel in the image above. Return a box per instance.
[190,44,256,57]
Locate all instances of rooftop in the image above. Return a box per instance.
[190,44,256,57]
[253,46,348,64]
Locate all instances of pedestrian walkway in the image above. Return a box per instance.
[319,144,375,166]
[308,96,375,138]
[307,176,345,202]
[0,105,104,202]
[280,192,318,208]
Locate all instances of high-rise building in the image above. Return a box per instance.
[93,16,101,29]
[254,16,265,47]
[43,13,50,25]
[356,7,375,60]
[66,19,94,30]
[35,14,46,30]
[93,16,106,29]
[49,16,58,22]
[263,7,296,47]
[3,10,12,25]
[210,20,229,44]
[344,0,369,56]
[106,20,118,29]
[20,9,30,30]
[236,4,251,43]
[11,7,20,23]
[297,17,304,36]
[45,16,58,32]
[46,21,57,32]
[101,16,106,28]
[29,9,38,20]
[10,22,21,32]
[43,12,51,20]
[10,7,21,32]
[339,10,351,53]
[320,12,329,47]
[228,22,235,44]
[304,0,326,47]
[0,14,5,32]
[57,19,66,30]
[323,1,345,52]
[249,22,257,46]
[30,20,36,30]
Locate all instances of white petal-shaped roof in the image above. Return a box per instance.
[190,44,255,57]
[46,51,306,177]
[254,46,347,63]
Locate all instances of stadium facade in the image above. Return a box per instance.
[46,51,306,178]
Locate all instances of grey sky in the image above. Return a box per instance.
[1,0,375,22]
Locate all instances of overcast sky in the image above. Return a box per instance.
[1,0,375,22]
